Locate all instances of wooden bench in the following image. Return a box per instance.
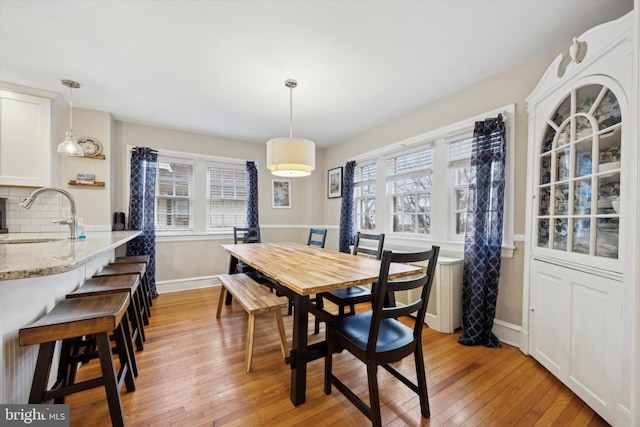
[216,273,288,372]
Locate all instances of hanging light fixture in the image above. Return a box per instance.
[266,79,315,177]
[57,79,84,157]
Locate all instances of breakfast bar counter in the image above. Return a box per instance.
[0,230,141,280]
[0,230,141,404]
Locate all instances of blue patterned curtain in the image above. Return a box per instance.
[246,161,259,228]
[338,160,356,253]
[458,114,505,348]
[127,147,158,298]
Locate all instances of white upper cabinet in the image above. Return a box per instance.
[0,87,57,187]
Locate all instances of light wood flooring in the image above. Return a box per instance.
[65,287,609,426]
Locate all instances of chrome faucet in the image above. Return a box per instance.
[20,187,78,239]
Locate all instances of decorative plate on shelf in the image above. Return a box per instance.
[77,137,103,156]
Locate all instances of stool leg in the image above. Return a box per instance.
[137,285,150,326]
[54,338,75,403]
[119,311,139,377]
[246,314,255,373]
[96,332,127,427]
[28,341,56,404]
[140,273,152,316]
[112,320,136,391]
[128,292,145,349]
[133,289,148,336]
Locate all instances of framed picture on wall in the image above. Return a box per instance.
[328,166,343,199]
[272,179,291,208]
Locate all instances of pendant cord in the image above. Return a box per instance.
[69,85,73,134]
[289,85,293,138]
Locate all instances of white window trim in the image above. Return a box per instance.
[125,146,247,238]
[349,104,516,258]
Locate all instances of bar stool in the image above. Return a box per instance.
[19,293,135,427]
[94,263,150,325]
[113,255,152,309]
[67,275,145,361]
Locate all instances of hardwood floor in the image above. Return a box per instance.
[65,287,609,426]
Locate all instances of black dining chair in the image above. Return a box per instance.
[324,245,440,427]
[307,228,327,248]
[232,226,261,275]
[313,232,385,333]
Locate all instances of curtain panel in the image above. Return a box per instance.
[458,114,505,348]
[339,160,356,253]
[127,147,159,298]
[246,161,259,229]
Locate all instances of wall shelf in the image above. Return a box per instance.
[80,154,105,160]
[68,180,105,187]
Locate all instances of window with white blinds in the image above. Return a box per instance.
[354,162,377,230]
[448,135,473,238]
[348,104,514,255]
[155,159,194,230]
[207,165,247,230]
[137,147,248,236]
[386,146,433,235]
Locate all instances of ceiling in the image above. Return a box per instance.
[0,1,633,148]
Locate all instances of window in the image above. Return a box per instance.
[207,165,247,230]
[386,147,433,235]
[448,135,473,239]
[348,104,515,256]
[132,147,248,236]
[156,159,194,230]
[354,162,377,230]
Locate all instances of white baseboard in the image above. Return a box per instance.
[492,318,522,349]
[156,275,220,294]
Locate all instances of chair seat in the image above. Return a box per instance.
[325,286,372,303]
[331,312,414,353]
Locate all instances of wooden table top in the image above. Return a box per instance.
[221,242,423,296]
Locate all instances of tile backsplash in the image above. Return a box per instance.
[0,187,68,233]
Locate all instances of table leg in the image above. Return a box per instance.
[290,294,309,405]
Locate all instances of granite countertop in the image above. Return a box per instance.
[0,231,141,280]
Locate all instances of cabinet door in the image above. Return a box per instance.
[0,90,52,187]
[529,259,623,424]
[534,83,622,271]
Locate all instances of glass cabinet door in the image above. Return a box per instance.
[535,84,621,259]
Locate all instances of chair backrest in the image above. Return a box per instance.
[307,228,327,248]
[234,226,261,244]
[368,246,440,351]
[353,232,385,260]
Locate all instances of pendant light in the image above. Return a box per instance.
[266,79,315,177]
[57,79,84,157]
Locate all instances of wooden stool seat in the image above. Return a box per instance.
[19,293,135,427]
[114,255,150,265]
[216,273,288,373]
[68,275,145,359]
[113,255,153,309]
[95,263,151,324]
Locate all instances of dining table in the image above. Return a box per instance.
[221,241,424,406]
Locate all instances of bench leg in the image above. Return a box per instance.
[216,286,227,319]
[275,309,288,359]
[246,314,256,373]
